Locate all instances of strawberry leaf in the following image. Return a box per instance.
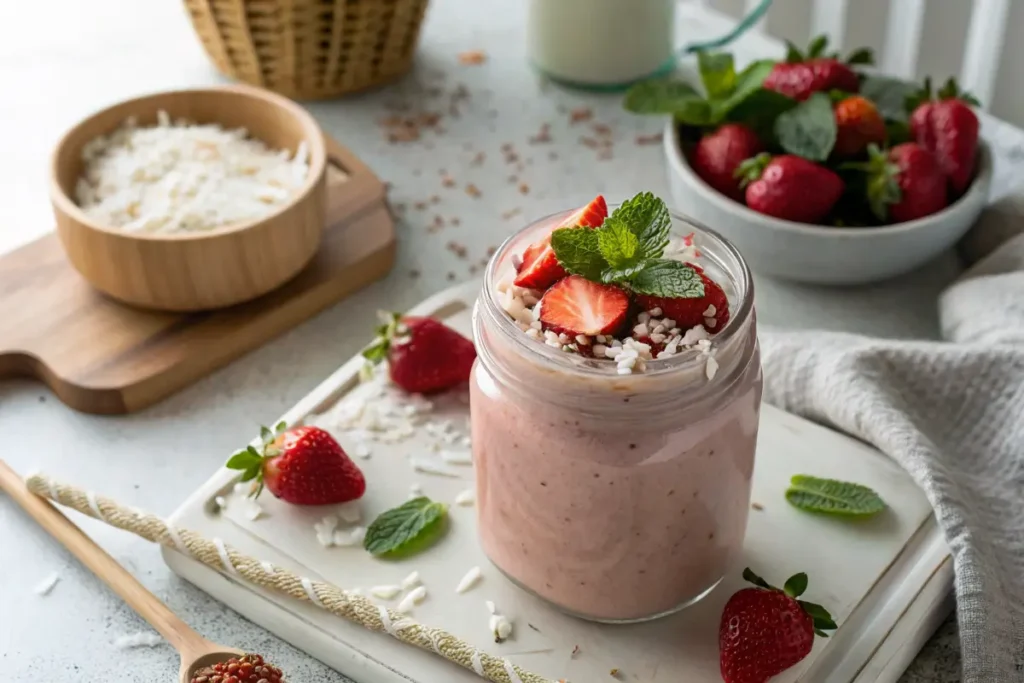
[806,34,829,58]
[260,425,274,443]
[774,92,837,161]
[629,259,704,298]
[783,572,808,598]
[551,227,607,281]
[846,47,874,66]
[814,628,831,638]
[697,51,736,100]
[742,567,773,590]
[786,475,887,517]
[364,497,449,558]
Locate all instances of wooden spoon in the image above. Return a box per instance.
[0,460,244,682]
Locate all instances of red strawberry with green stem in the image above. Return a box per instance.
[907,77,980,195]
[363,313,476,394]
[720,568,837,683]
[538,275,630,337]
[833,95,887,157]
[738,154,844,224]
[846,143,947,223]
[692,124,764,201]
[636,266,730,332]
[763,35,873,101]
[514,195,608,290]
[226,423,366,505]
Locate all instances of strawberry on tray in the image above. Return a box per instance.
[362,312,476,394]
[624,35,981,227]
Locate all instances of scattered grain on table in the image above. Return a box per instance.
[465,184,482,198]
[518,182,530,195]
[570,107,594,124]
[636,132,663,146]
[501,208,522,221]
[458,50,488,65]
[529,123,552,144]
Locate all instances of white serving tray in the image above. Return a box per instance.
[165,281,952,683]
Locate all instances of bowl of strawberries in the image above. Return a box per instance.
[626,37,992,285]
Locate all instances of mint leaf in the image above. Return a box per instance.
[624,80,702,114]
[364,497,449,558]
[860,75,917,122]
[629,259,705,298]
[697,51,736,100]
[785,475,887,517]
[724,88,797,141]
[774,92,837,161]
[712,59,776,120]
[604,192,671,259]
[597,221,640,269]
[550,227,607,281]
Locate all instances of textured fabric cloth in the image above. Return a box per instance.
[760,202,1024,683]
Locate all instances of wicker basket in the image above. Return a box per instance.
[183,0,430,100]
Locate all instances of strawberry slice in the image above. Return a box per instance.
[513,195,608,289]
[636,268,730,332]
[539,275,629,336]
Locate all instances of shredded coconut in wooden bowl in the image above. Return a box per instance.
[74,110,309,234]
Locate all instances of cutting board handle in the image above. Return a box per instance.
[323,134,386,227]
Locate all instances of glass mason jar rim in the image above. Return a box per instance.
[479,205,755,378]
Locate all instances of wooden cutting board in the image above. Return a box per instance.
[0,138,396,415]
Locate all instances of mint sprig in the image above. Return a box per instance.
[551,192,702,299]
[364,496,449,558]
[785,475,887,517]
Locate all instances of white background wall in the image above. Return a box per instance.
[702,0,1024,128]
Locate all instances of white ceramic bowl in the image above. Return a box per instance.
[664,120,992,285]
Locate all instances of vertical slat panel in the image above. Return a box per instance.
[809,0,849,48]
[745,0,768,32]
[960,0,1010,108]
[882,0,926,80]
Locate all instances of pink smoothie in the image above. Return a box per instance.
[470,214,762,622]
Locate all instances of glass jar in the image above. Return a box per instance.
[470,208,762,623]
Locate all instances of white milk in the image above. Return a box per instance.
[527,0,676,87]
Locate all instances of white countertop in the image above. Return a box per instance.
[2,1,1022,681]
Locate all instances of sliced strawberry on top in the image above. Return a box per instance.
[539,275,629,336]
[513,195,608,290]
[636,269,730,332]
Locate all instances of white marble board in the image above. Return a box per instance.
[165,281,952,683]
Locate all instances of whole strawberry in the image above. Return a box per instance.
[849,143,947,223]
[363,313,476,394]
[191,653,285,683]
[738,154,844,224]
[833,95,886,157]
[227,423,366,505]
[908,77,980,195]
[720,568,836,683]
[691,124,763,201]
[636,266,730,332]
[763,35,872,101]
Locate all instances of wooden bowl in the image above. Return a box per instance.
[50,86,328,311]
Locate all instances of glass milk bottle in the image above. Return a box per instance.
[527,0,676,89]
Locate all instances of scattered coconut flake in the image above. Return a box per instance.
[456,566,483,594]
[411,457,463,478]
[397,585,428,613]
[489,614,513,642]
[114,632,164,649]
[401,571,422,590]
[233,481,251,496]
[454,489,476,506]
[333,526,367,547]
[370,585,402,600]
[440,450,473,465]
[680,325,710,346]
[244,501,264,521]
[337,501,362,524]
[352,443,372,459]
[33,573,60,596]
[703,304,716,317]
[486,600,497,614]
[706,355,720,380]
[214,495,227,510]
[410,483,424,496]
